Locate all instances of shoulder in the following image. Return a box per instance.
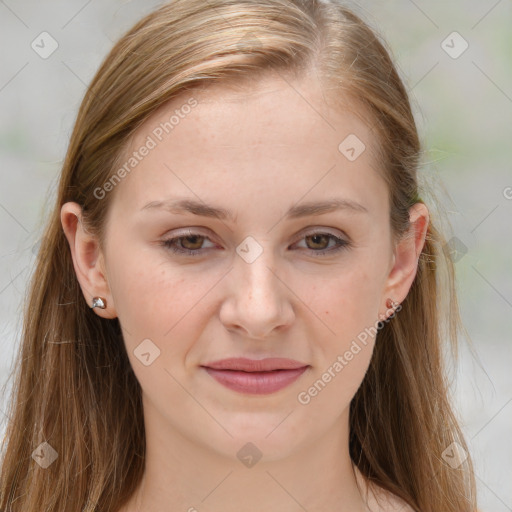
[361,477,415,512]
[371,487,415,512]
[353,466,415,511]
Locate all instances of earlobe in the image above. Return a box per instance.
[60,202,117,319]
[381,202,430,312]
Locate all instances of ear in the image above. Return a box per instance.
[380,202,429,318]
[60,202,117,319]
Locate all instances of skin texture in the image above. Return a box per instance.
[61,71,427,511]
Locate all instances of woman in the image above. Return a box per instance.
[0,0,478,510]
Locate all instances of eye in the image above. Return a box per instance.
[160,229,350,257]
[292,231,350,256]
[160,230,217,257]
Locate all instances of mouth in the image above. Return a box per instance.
[200,357,310,395]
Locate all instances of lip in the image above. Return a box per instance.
[201,357,310,395]
[204,357,308,372]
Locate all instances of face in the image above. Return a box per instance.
[67,71,424,462]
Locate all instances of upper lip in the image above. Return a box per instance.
[202,357,308,372]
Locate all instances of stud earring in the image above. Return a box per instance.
[91,297,107,309]
[386,298,400,309]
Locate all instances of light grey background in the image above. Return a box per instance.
[0,1,511,510]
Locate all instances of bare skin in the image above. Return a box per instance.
[62,70,426,512]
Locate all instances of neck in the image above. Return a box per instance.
[120,400,372,512]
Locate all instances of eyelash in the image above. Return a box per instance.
[160,230,351,257]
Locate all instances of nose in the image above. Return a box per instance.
[219,243,295,339]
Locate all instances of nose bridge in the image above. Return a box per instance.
[221,235,294,337]
[235,235,280,302]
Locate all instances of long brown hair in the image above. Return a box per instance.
[0,1,477,510]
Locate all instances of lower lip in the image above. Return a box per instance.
[202,366,309,395]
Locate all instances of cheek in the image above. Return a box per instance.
[298,265,383,398]
[108,245,209,359]
[296,318,376,415]
[308,263,384,343]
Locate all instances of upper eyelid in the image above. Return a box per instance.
[163,227,349,247]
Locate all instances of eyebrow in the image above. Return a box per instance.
[140,197,368,221]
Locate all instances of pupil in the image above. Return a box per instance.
[183,235,202,249]
[310,234,326,249]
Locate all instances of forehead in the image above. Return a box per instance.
[107,72,387,220]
